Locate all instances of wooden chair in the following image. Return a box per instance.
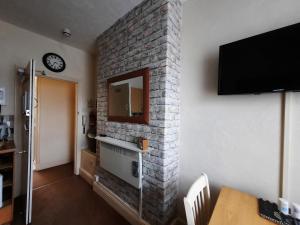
[184,173,211,225]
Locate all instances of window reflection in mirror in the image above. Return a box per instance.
[108,76,144,117]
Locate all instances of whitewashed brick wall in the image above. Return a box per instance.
[96,0,182,224]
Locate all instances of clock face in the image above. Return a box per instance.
[42,53,66,72]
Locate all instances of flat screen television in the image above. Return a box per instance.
[218,23,300,95]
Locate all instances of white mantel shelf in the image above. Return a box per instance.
[95,136,145,153]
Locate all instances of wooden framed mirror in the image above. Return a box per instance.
[107,68,149,124]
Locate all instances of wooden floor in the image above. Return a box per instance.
[33,163,74,189]
[14,165,130,225]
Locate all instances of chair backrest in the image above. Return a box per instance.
[184,173,211,225]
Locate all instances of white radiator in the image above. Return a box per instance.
[100,142,142,189]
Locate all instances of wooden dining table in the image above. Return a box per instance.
[208,187,275,225]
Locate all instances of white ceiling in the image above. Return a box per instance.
[0,0,144,53]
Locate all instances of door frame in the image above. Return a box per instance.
[34,74,79,175]
[27,60,35,224]
[17,59,36,224]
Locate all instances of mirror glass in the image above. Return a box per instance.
[108,76,144,117]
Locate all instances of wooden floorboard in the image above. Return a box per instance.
[14,166,130,225]
[33,163,74,189]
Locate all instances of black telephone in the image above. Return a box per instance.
[258,199,300,225]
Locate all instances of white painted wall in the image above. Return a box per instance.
[0,20,95,196]
[288,94,300,203]
[180,0,300,218]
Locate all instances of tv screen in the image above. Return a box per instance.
[218,23,300,95]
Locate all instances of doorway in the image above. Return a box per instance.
[32,76,77,189]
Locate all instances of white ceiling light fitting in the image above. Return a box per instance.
[62,28,71,38]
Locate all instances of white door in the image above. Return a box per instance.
[20,59,35,224]
[35,77,75,170]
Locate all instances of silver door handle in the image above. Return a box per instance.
[24,124,29,131]
[18,150,28,154]
[26,110,31,117]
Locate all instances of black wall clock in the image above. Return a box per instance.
[42,53,66,73]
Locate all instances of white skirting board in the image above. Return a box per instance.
[79,168,94,185]
[34,159,73,171]
[93,181,150,225]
